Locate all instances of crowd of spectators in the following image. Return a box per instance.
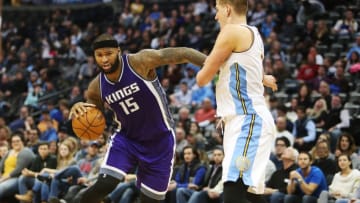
[0,0,360,202]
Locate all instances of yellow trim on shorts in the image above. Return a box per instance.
[235,63,247,114]
[240,114,256,178]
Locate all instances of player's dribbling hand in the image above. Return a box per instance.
[69,102,96,119]
[263,75,278,92]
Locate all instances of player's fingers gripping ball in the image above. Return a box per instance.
[72,107,106,140]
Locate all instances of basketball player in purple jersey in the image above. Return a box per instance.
[69,34,207,203]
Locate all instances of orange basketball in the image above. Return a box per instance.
[72,107,106,140]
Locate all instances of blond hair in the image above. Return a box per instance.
[217,0,248,15]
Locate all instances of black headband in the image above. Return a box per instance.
[92,40,118,50]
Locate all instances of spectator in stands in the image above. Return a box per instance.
[176,106,192,134]
[346,33,360,60]
[25,128,41,154]
[0,132,35,200]
[314,19,330,46]
[37,109,58,142]
[275,116,294,147]
[178,146,224,203]
[324,95,350,151]
[318,154,360,203]
[297,53,319,82]
[297,84,313,110]
[47,141,100,202]
[8,105,29,132]
[312,140,337,185]
[310,133,331,159]
[332,8,358,36]
[273,58,291,91]
[278,14,297,45]
[276,105,294,132]
[15,141,57,202]
[175,126,188,155]
[0,142,9,162]
[170,82,192,108]
[334,133,360,170]
[166,145,207,203]
[271,137,291,170]
[285,151,328,203]
[318,80,332,109]
[249,1,266,27]
[32,140,76,203]
[265,147,298,203]
[0,126,11,146]
[68,85,84,107]
[307,98,328,130]
[329,60,350,94]
[309,65,330,91]
[293,106,317,151]
[194,98,216,126]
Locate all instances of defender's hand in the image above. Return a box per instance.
[69,102,96,119]
[263,75,278,92]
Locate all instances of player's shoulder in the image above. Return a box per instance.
[221,24,252,39]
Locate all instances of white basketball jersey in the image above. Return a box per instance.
[216,25,266,117]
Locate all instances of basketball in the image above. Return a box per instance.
[72,107,106,140]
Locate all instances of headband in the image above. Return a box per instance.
[92,39,118,50]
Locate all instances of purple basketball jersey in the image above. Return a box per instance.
[99,54,175,141]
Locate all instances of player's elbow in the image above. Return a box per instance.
[196,75,207,87]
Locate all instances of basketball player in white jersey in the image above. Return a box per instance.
[196,0,277,203]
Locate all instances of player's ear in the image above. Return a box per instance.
[226,5,231,16]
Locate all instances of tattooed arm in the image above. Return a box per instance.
[134,47,207,70]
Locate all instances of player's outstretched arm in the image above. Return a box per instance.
[69,76,103,119]
[135,47,207,70]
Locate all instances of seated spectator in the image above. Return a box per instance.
[275,116,294,147]
[329,60,350,95]
[47,141,100,201]
[346,34,360,60]
[194,98,216,126]
[307,98,328,130]
[285,151,328,203]
[170,82,192,108]
[318,154,360,203]
[37,109,58,142]
[334,133,360,170]
[276,105,294,133]
[0,132,35,200]
[296,84,313,110]
[324,95,350,151]
[297,53,319,83]
[332,8,358,36]
[165,145,207,203]
[311,140,337,185]
[0,142,9,162]
[270,137,291,170]
[31,140,76,203]
[190,83,215,109]
[293,106,316,152]
[178,146,224,203]
[265,147,298,203]
[15,141,57,202]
